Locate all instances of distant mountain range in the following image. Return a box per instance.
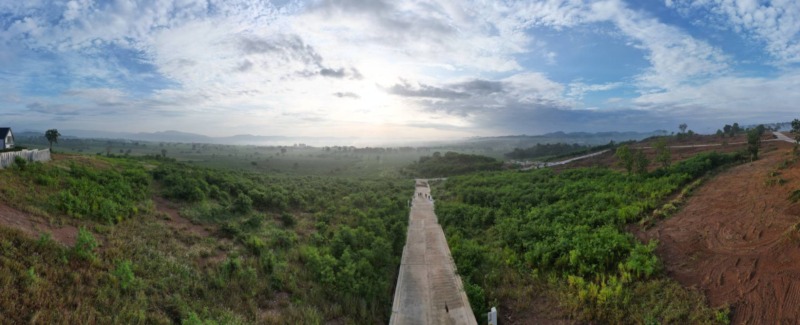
[14,128,668,148]
[457,130,669,151]
[15,129,349,146]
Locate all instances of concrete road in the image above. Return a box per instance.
[390,180,478,325]
[773,131,797,143]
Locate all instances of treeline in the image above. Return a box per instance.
[0,154,410,324]
[505,143,589,159]
[402,151,502,177]
[434,151,743,323]
[505,141,619,160]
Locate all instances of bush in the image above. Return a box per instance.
[112,260,136,290]
[280,212,296,228]
[12,156,27,170]
[73,227,98,261]
[230,193,253,214]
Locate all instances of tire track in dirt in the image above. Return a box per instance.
[640,143,800,324]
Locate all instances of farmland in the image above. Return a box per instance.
[2,129,799,324]
[0,153,409,323]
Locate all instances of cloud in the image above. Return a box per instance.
[567,82,622,99]
[333,92,360,99]
[515,0,729,90]
[389,72,568,122]
[238,34,324,66]
[26,102,81,116]
[668,0,800,64]
[387,81,470,99]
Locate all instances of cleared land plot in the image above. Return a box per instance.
[640,142,800,324]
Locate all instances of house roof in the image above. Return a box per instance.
[0,128,10,138]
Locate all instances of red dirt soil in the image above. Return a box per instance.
[0,202,78,246]
[153,196,212,237]
[639,142,800,324]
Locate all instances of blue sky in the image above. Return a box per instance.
[1,0,800,142]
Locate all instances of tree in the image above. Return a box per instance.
[634,149,649,174]
[161,149,167,158]
[723,124,732,136]
[679,123,688,134]
[792,119,800,142]
[732,122,741,135]
[615,145,634,174]
[755,124,766,136]
[716,129,724,138]
[654,138,671,168]
[747,128,761,161]
[44,129,61,151]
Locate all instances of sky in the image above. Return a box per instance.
[1,0,800,142]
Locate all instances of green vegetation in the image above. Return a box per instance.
[434,151,743,323]
[747,125,765,161]
[654,138,671,168]
[45,129,61,151]
[504,141,618,163]
[403,151,502,177]
[0,154,409,323]
[505,143,589,160]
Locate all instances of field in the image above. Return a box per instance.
[639,140,800,324]
[0,153,410,323]
[427,131,800,324]
[17,135,503,178]
[3,130,799,324]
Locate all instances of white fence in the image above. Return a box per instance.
[0,149,51,169]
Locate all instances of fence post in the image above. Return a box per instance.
[488,307,497,325]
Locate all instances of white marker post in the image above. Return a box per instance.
[488,307,497,325]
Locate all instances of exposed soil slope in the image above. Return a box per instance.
[0,202,78,245]
[641,143,800,324]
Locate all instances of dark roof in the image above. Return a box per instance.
[0,128,9,138]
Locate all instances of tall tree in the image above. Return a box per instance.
[723,124,732,136]
[792,119,800,142]
[679,123,688,134]
[747,128,761,161]
[634,149,649,174]
[732,122,741,135]
[654,138,671,168]
[44,129,61,151]
[615,145,634,174]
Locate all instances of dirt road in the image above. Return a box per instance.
[390,180,477,325]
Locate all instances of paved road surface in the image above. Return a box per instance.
[390,180,477,325]
[520,149,609,170]
[773,131,797,143]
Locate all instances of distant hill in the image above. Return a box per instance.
[15,129,345,146]
[437,130,668,154]
[15,128,668,148]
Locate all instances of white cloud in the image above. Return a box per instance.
[669,0,800,64]
[567,81,622,100]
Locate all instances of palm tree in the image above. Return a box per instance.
[45,129,61,151]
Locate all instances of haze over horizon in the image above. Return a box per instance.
[2,0,799,141]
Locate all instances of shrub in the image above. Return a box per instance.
[230,193,253,214]
[280,212,296,228]
[73,227,98,261]
[112,260,136,290]
[13,156,27,170]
